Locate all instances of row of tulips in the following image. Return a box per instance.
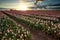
[15,15,60,40]
[0,16,31,40]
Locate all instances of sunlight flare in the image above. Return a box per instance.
[16,3,29,11]
[19,4,28,10]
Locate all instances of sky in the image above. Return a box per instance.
[0,0,60,9]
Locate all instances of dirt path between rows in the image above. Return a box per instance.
[2,11,57,40]
[13,18,57,40]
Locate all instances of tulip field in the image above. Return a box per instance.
[0,10,60,40]
[0,12,31,40]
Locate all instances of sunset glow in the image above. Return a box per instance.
[16,2,29,11]
[19,5,28,10]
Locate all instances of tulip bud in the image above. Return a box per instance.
[24,35,27,37]
[5,33,7,36]
[0,32,2,34]
[24,32,26,35]
[20,36,22,38]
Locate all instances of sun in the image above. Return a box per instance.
[16,2,30,11]
[19,5,28,11]
[16,3,29,11]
